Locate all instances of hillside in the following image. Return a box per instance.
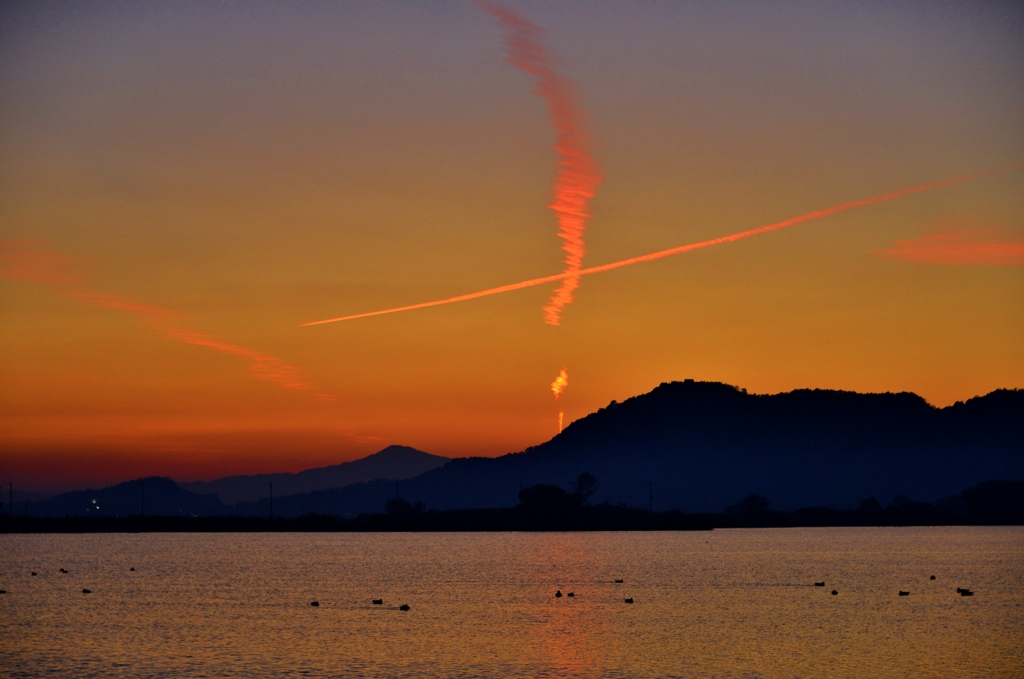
[241,381,1023,516]
[13,381,1023,518]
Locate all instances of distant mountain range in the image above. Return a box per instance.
[11,445,448,517]
[178,445,450,505]
[9,381,1023,519]
[234,381,1023,517]
[16,476,224,518]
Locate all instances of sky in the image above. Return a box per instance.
[1,0,1022,489]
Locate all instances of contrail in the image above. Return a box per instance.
[1,242,333,400]
[550,368,568,399]
[477,1,601,326]
[301,164,1020,327]
[551,367,568,433]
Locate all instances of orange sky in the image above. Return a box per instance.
[1,1,1022,488]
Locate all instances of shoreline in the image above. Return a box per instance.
[3,507,1020,534]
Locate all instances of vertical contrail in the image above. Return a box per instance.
[550,367,568,433]
[550,367,568,398]
[477,1,601,325]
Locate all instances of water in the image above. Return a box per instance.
[1,528,1022,678]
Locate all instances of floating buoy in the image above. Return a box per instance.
[31,572,37,577]
[929,575,935,580]
[399,604,410,611]
[614,579,624,583]
[624,598,634,604]
[372,599,383,605]
[82,589,91,594]
[831,590,838,595]
[310,600,319,607]
[899,591,910,596]
[814,582,825,587]
[555,590,562,598]
[130,568,135,572]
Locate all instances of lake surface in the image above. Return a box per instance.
[1,528,1022,678]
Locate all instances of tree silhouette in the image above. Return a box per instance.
[571,472,598,505]
[857,497,882,514]
[725,493,770,515]
[517,473,600,524]
[385,497,424,517]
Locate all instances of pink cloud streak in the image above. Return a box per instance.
[1,241,331,399]
[878,230,1024,266]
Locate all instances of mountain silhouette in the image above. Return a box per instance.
[178,445,449,505]
[236,381,1022,516]
[11,382,1022,519]
[26,477,227,518]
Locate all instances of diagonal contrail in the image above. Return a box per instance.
[477,0,601,326]
[301,164,1020,327]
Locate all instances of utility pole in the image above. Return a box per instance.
[140,479,144,518]
[269,481,274,521]
[648,481,653,513]
[9,481,12,518]
[396,482,399,500]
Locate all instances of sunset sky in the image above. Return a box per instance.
[1,1,1022,488]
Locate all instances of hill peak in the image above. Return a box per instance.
[179,445,450,505]
[366,445,445,461]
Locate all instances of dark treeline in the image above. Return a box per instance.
[2,478,1021,533]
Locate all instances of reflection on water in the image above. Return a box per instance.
[1,528,1022,678]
